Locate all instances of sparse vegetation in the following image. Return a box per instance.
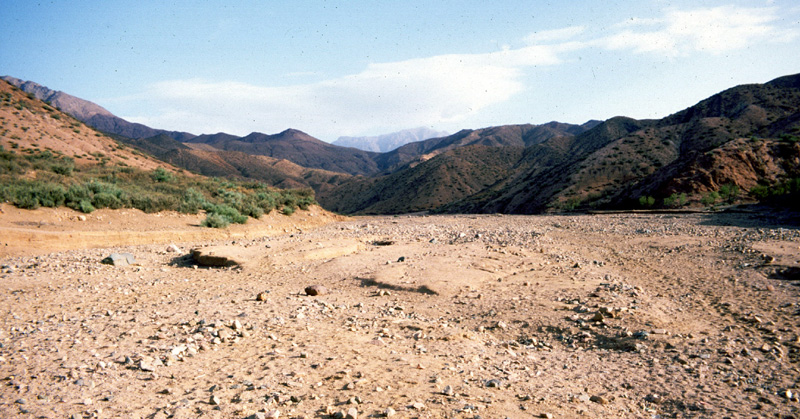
[779,133,799,143]
[749,177,800,207]
[0,148,317,227]
[700,191,720,207]
[150,167,173,183]
[663,192,687,208]
[638,195,655,208]
[718,183,739,204]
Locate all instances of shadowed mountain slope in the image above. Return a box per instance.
[186,129,380,176]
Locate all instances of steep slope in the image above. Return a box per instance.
[0,79,177,171]
[320,73,800,215]
[333,127,449,152]
[318,145,524,214]
[447,74,800,213]
[372,121,595,174]
[1,76,194,142]
[114,133,351,191]
[441,117,654,213]
[186,129,380,176]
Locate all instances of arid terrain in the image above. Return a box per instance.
[1,205,799,418]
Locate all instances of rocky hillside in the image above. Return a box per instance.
[186,129,381,176]
[4,73,798,215]
[331,74,800,214]
[1,76,194,142]
[0,79,177,171]
[318,145,525,214]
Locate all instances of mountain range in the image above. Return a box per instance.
[3,73,798,214]
[333,127,449,152]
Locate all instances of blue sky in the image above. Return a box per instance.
[2,1,799,141]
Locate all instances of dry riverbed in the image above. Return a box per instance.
[1,206,800,418]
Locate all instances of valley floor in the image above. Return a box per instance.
[1,209,799,418]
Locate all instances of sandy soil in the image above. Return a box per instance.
[1,206,800,418]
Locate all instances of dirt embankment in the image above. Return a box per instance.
[0,204,344,258]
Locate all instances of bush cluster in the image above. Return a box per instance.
[749,178,800,207]
[0,148,318,228]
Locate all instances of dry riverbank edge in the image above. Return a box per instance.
[1,206,799,418]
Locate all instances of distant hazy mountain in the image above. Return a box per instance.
[333,127,449,152]
[1,76,194,142]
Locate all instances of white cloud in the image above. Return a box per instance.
[524,26,586,44]
[122,4,797,140]
[124,44,563,140]
[601,5,791,56]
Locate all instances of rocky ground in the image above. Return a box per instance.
[1,206,800,419]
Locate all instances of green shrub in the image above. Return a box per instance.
[664,193,687,208]
[65,183,91,203]
[129,194,178,213]
[5,181,66,209]
[51,163,74,176]
[749,184,770,200]
[700,191,720,206]
[74,199,95,214]
[719,184,739,203]
[202,213,230,228]
[638,196,655,207]
[92,192,122,209]
[178,188,208,213]
[205,203,247,224]
[151,167,173,183]
[282,205,295,216]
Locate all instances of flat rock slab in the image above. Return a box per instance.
[191,246,250,267]
[101,253,138,266]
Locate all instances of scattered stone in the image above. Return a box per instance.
[101,253,138,267]
[645,394,663,404]
[346,407,359,419]
[442,385,455,396]
[246,413,266,419]
[539,414,553,419]
[590,395,609,405]
[256,292,269,301]
[485,379,502,388]
[265,410,280,418]
[305,285,328,296]
[410,402,426,410]
[166,244,181,253]
[190,247,242,267]
[209,395,221,405]
[139,357,161,372]
[384,407,397,417]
